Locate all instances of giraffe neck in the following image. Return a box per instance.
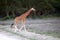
[24,8,32,16]
[18,8,33,18]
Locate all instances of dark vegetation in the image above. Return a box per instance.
[0,0,60,20]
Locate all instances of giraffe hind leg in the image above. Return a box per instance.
[13,22,18,32]
[13,23,19,32]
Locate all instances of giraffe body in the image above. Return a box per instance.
[11,8,36,32]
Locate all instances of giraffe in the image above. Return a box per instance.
[11,8,36,32]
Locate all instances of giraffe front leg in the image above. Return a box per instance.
[19,20,27,31]
[23,24,27,32]
[19,24,27,31]
[19,25,24,31]
[23,20,27,31]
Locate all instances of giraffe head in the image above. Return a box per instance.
[31,8,36,11]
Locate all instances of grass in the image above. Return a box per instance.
[0,25,60,39]
[0,27,36,40]
[46,32,60,38]
[0,26,60,40]
[27,29,60,38]
[36,31,60,38]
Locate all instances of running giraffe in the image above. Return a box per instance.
[11,8,36,32]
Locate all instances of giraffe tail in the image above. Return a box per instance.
[10,23,14,28]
